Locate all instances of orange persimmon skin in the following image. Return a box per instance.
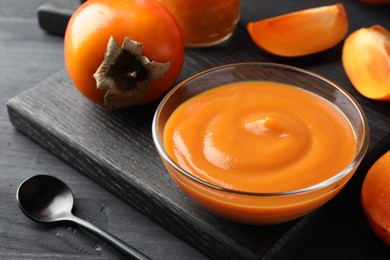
[247,4,348,57]
[342,25,390,100]
[362,150,390,247]
[64,0,184,107]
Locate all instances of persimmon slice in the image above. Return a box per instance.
[342,25,390,100]
[361,150,390,246]
[247,4,348,57]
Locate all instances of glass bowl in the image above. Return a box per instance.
[152,62,369,225]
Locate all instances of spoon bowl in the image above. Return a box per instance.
[17,175,74,223]
[16,175,150,260]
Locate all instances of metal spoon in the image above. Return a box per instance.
[16,175,151,260]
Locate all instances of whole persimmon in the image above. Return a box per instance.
[361,150,390,246]
[64,0,184,110]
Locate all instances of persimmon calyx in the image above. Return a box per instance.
[93,36,170,110]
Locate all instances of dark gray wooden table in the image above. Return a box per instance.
[2,0,390,259]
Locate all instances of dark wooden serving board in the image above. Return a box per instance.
[7,0,390,259]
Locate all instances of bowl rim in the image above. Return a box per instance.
[152,62,370,197]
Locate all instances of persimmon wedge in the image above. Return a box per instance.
[342,25,390,100]
[247,4,348,57]
[362,150,390,247]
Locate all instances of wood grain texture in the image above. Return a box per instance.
[3,0,390,259]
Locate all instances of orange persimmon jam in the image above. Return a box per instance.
[161,81,358,223]
[157,0,240,48]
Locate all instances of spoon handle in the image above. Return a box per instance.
[67,214,151,260]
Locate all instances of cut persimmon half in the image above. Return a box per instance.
[247,4,348,57]
[342,25,390,100]
[362,150,390,247]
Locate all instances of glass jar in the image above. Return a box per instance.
[158,0,240,48]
